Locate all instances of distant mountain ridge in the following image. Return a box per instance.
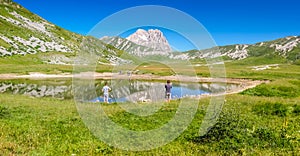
[101,28,300,62]
[102,32,300,62]
[174,36,300,61]
[0,0,299,66]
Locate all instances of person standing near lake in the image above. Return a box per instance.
[102,82,111,103]
[165,80,172,103]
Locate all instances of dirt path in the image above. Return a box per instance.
[0,72,268,95]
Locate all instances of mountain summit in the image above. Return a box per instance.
[126,29,172,52]
[1,1,299,66]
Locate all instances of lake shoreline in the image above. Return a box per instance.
[0,72,267,95]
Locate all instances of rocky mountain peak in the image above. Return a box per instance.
[126,29,172,52]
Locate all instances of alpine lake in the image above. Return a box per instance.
[0,78,241,102]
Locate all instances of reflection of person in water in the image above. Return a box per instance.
[165,80,172,103]
[102,82,111,103]
[127,71,132,80]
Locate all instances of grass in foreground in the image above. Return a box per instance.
[0,54,299,155]
[0,79,299,155]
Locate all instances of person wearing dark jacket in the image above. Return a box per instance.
[165,80,172,103]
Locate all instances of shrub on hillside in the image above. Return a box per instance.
[0,105,9,118]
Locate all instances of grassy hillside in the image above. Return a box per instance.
[0,0,82,53]
[0,1,139,69]
[0,1,299,155]
[181,36,300,65]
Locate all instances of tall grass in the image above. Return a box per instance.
[241,79,300,98]
[0,91,299,155]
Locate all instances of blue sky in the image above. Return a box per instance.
[13,0,300,51]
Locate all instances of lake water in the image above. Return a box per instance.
[91,82,211,103]
[0,79,240,102]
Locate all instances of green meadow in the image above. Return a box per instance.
[0,57,299,155]
[0,0,299,155]
[0,86,299,155]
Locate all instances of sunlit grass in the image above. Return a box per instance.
[0,51,300,155]
[0,82,299,155]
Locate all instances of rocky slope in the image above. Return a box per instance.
[100,36,153,57]
[126,29,172,53]
[0,0,81,56]
[0,0,133,65]
[101,29,172,57]
[1,0,299,66]
[102,28,299,62]
[174,36,300,61]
